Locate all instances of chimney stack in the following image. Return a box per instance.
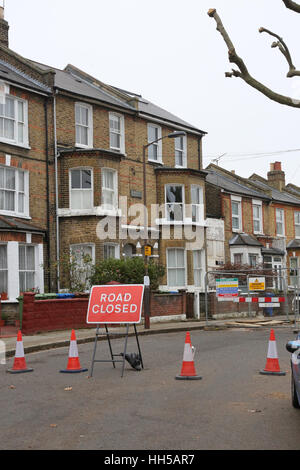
[0,6,9,48]
[267,161,285,191]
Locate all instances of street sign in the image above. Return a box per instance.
[216,278,239,300]
[248,277,266,291]
[86,284,144,324]
[259,303,280,308]
[144,245,152,257]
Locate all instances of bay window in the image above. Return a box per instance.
[165,184,184,221]
[19,245,35,292]
[191,185,203,223]
[70,168,93,210]
[167,248,186,287]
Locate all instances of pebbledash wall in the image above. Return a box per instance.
[21,291,187,334]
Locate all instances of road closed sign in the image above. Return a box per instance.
[86,284,145,324]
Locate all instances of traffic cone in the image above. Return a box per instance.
[260,329,286,376]
[175,332,202,380]
[7,330,33,374]
[60,330,88,374]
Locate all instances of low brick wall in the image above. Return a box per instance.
[21,291,187,335]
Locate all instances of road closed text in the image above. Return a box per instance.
[86,284,144,324]
[91,292,138,315]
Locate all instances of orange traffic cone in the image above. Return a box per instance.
[60,330,88,373]
[7,330,33,374]
[175,332,202,380]
[260,329,286,376]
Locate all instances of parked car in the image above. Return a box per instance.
[286,333,300,408]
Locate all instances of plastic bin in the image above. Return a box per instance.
[56,293,75,299]
[264,292,274,317]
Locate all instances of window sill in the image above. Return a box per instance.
[0,139,31,150]
[58,207,121,217]
[148,159,163,166]
[0,211,31,220]
[155,218,207,227]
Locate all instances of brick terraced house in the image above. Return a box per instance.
[205,162,300,288]
[0,6,214,317]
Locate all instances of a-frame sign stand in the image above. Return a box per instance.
[89,323,144,378]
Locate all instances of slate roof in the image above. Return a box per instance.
[29,61,205,134]
[0,59,51,94]
[0,215,46,233]
[261,246,285,256]
[229,233,263,247]
[250,177,300,206]
[205,170,270,200]
[287,239,300,249]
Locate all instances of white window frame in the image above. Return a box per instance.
[191,185,204,223]
[109,112,125,154]
[147,124,162,163]
[276,208,285,237]
[103,243,120,260]
[0,165,30,218]
[174,134,187,168]
[252,199,263,234]
[19,244,36,293]
[231,195,242,232]
[101,168,118,210]
[0,243,8,296]
[295,212,300,239]
[193,249,204,288]
[165,184,185,222]
[0,93,29,148]
[69,167,93,210]
[248,253,258,267]
[167,247,187,288]
[75,102,93,148]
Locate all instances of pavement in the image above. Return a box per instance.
[1,314,299,358]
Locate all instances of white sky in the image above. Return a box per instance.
[4,0,300,184]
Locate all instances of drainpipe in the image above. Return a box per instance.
[44,97,51,293]
[53,90,60,291]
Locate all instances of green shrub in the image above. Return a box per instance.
[89,257,165,291]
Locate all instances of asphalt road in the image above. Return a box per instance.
[1,325,300,451]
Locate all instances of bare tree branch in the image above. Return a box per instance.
[259,27,300,77]
[282,0,300,13]
[208,8,300,108]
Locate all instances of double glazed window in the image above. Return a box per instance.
[70,168,93,210]
[0,95,27,147]
[147,124,162,162]
[191,185,203,223]
[19,245,35,292]
[75,103,93,148]
[167,248,186,287]
[0,166,28,217]
[165,185,184,221]
[102,168,118,210]
[109,113,125,153]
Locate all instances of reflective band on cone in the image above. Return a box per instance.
[260,329,286,376]
[7,330,33,374]
[175,332,202,380]
[60,330,88,374]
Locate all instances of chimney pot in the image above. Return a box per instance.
[274,161,282,171]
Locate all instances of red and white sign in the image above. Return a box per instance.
[86,284,145,324]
